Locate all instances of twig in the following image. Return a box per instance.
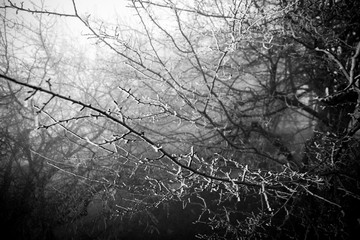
[301,185,341,208]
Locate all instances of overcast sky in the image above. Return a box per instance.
[6,0,136,35]
[15,0,133,21]
[3,0,141,59]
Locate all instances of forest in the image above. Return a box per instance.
[0,0,360,239]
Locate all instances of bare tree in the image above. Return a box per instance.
[1,0,360,239]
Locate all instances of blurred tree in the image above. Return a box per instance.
[0,4,120,239]
[1,0,360,239]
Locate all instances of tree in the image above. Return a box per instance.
[0,3,118,239]
[1,0,360,239]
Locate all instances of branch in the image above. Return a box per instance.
[301,185,341,208]
[315,42,360,91]
[133,1,238,20]
[349,41,360,89]
[315,47,350,82]
[275,93,330,126]
[0,73,264,189]
[3,0,77,18]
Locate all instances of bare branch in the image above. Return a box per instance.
[315,47,350,82]
[0,73,266,189]
[349,41,360,89]
[3,0,77,18]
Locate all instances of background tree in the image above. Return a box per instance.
[1,0,360,239]
[0,4,124,239]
